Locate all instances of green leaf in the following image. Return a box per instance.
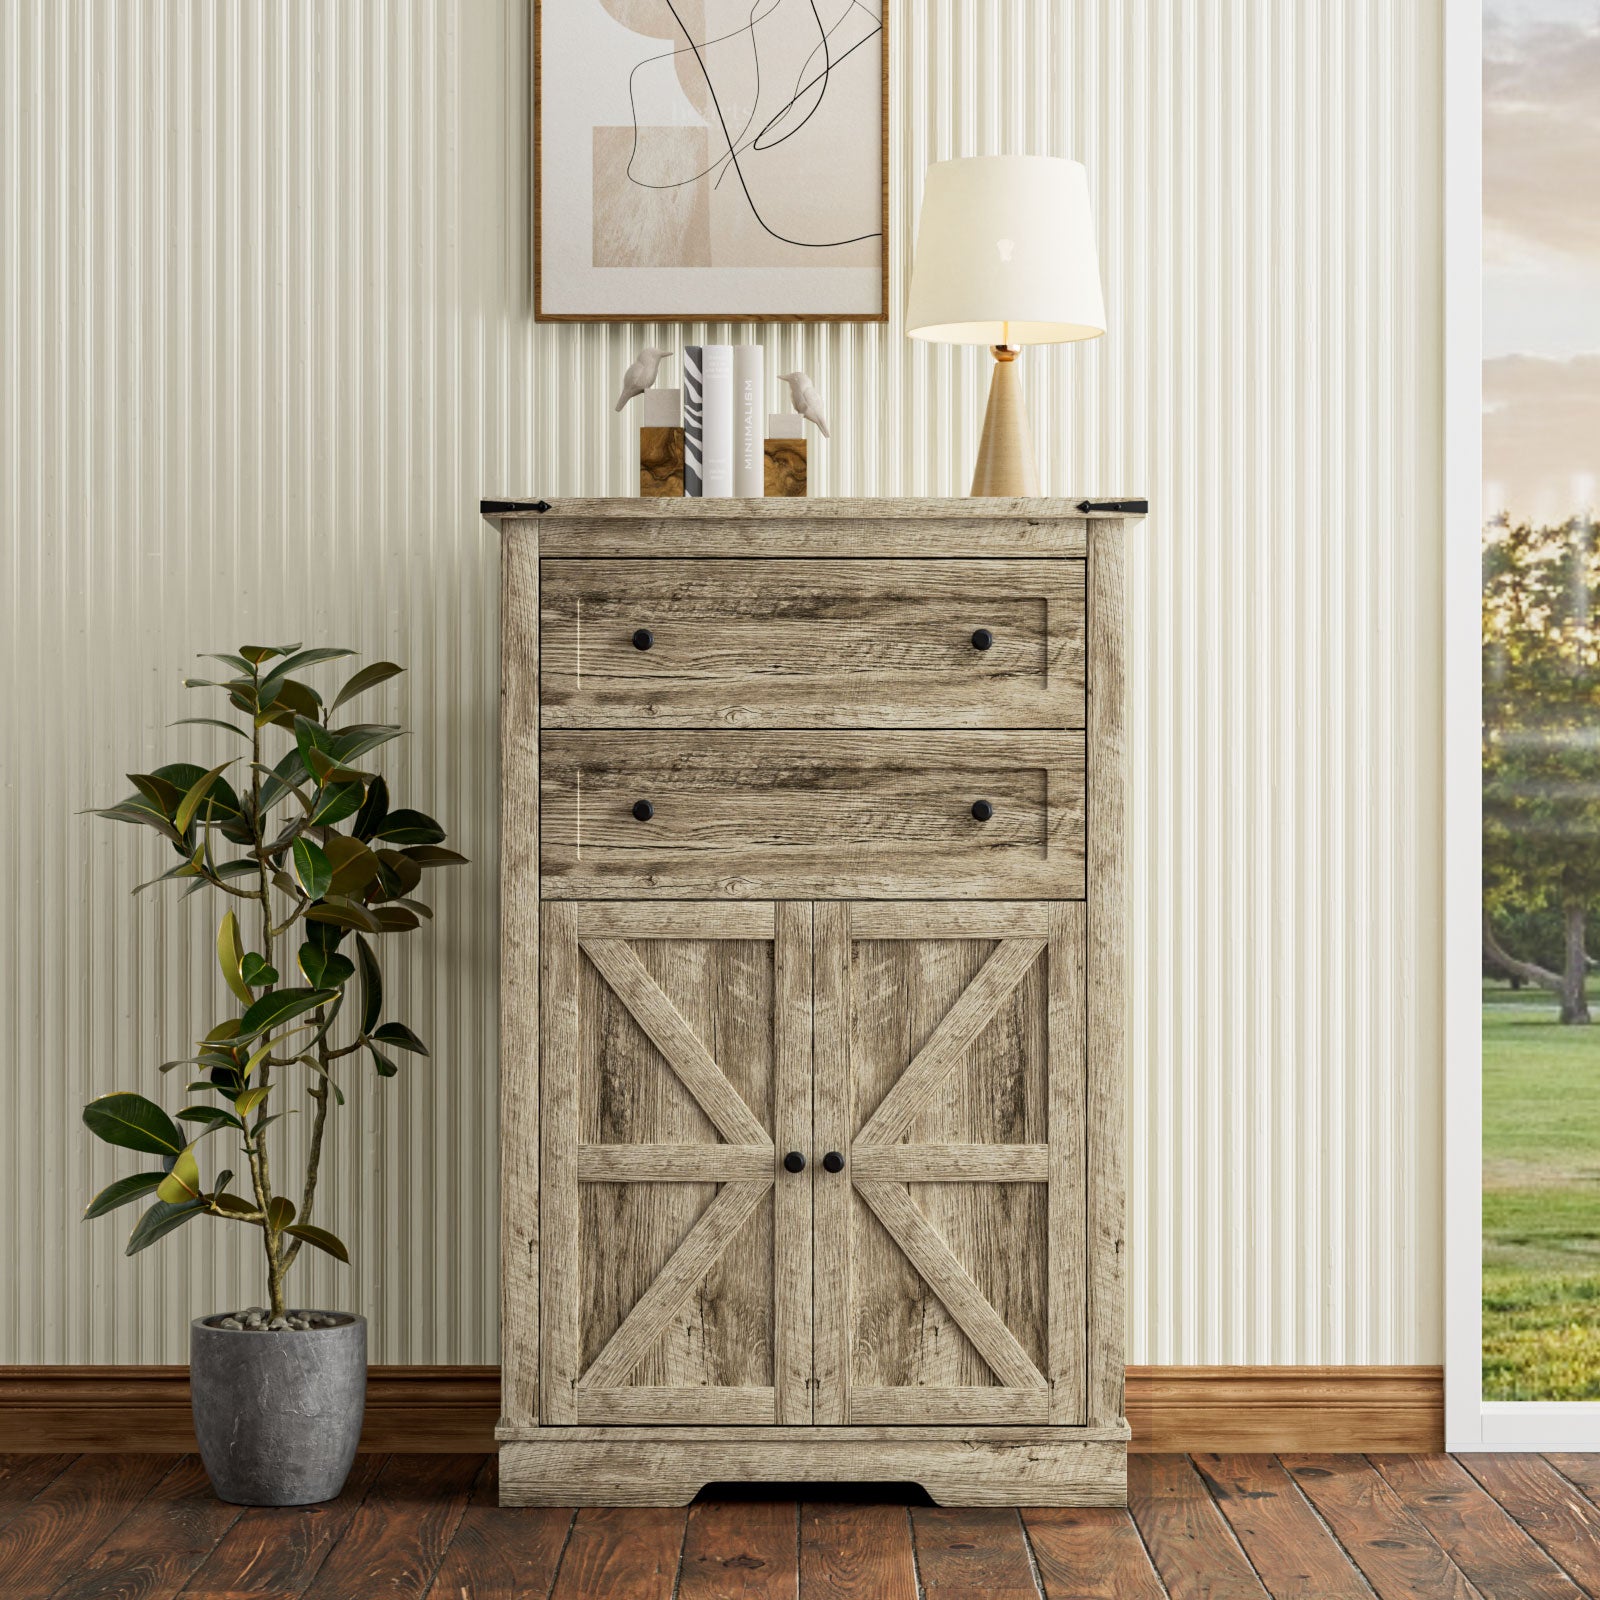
[83,1171,166,1220]
[331,660,403,713]
[238,986,338,1041]
[310,782,363,827]
[395,898,433,920]
[373,809,445,846]
[368,1044,399,1078]
[371,1021,428,1056]
[328,723,402,764]
[216,911,254,1006]
[259,648,355,708]
[324,834,382,897]
[126,1197,205,1255]
[156,1145,202,1204]
[286,1223,350,1264]
[202,652,257,675]
[306,895,384,934]
[374,849,423,900]
[355,935,382,1034]
[265,1196,296,1232]
[211,1193,259,1218]
[240,952,278,987]
[234,1085,270,1119]
[132,860,204,895]
[175,759,238,834]
[153,763,243,822]
[83,1093,183,1157]
[293,714,334,778]
[372,904,421,932]
[292,837,333,900]
[127,773,183,818]
[87,798,183,845]
[298,943,355,989]
[352,774,390,841]
[202,1018,243,1045]
[170,716,252,741]
[178,1105,244,1134]
[214,1168,234,1194]
[265,678,322,722]
[257,748,310,815]
[240,642,300,664]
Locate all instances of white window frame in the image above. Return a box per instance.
[1443,0,1600,1451]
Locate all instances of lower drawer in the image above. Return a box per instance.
[540,731,1084,899]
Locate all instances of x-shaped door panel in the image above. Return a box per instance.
[540,902,812,1427]
[814,902,1086,1427]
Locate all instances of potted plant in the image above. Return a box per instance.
[81,644,464,1505]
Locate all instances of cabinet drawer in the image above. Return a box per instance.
[540,731,1084,899]
[540,559,1083,729]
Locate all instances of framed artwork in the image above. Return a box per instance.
[534,0,888,322]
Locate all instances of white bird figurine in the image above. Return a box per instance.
[613,346,672,412]
[779,370,830,438]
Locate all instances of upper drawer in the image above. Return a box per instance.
[539,559,1083,729]
[540,731,1084,900]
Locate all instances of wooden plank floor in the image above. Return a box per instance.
[2,1452,1598,1598]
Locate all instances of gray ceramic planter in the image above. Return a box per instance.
[190,1311,366,1505]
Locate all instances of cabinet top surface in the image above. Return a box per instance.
[482,497,1142,559]
[481,496,1145,522]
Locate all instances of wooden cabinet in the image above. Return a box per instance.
[491,498,1137,1507]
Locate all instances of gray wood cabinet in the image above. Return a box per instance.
[490,497,1136,1506]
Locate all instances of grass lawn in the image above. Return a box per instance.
[1483,984,1600,1399]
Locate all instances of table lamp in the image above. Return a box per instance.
[905,155,1106,497]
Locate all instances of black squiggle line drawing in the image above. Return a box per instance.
[622,0,882,250]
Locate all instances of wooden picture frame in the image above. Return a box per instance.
[533,0,889,323]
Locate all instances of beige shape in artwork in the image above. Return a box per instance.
[592,125,712,269]
[598,0,710,120]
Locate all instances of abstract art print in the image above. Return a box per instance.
[535,0,886,321]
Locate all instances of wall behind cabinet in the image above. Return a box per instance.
[0,0,1442,1364]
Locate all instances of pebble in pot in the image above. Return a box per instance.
[190,1310,366,1505]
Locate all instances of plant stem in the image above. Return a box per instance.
[247,700,286,1318]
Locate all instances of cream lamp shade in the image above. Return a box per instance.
[905,155,1106,494]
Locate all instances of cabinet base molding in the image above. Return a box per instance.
[496,1435,1127,1507]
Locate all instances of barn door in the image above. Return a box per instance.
[812,902,1086,1426]
[540,902,812,1426]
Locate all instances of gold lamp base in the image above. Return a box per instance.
[969,345,1040,498]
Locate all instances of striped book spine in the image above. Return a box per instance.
[682,346,704,497]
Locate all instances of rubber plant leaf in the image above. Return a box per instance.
[286,1223,350,1264]
[292,837,333,901]
[330,661,403,713]
[126,1198,205,1255]
[83,1172,166,1220]
[156,1145,203,1205]
[216,911,253,1006]
[355,935,382,1035]
[82,1093,184,1158]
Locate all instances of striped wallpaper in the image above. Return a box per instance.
[0,0,1443,1364]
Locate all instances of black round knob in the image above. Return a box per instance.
[971,799,994,822]
[822,1151,845,1174]
[632,799,654,822]
[632,628,654,651]
[783,1151,806,1174]
[971,628,994,651]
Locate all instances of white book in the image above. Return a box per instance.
[733,346,765,497]
[701,344,735,498]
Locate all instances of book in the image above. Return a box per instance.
[701,344,734,497]
[733,346,765,496]
[682,347,704,497]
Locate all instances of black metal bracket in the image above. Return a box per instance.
[1076,498,1149,515]
[480,499,552,515]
